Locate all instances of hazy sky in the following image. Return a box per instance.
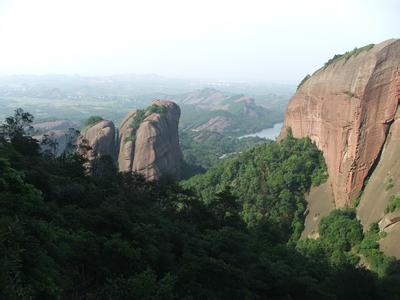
[0,0,398,83]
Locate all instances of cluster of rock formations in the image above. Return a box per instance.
[73,100,182,180]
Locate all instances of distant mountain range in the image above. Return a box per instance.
[0,74,294,100]
[0,75,292,136]
[175,88,282,136]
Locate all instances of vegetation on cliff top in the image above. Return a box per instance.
[297,74,311,90]
[147,103,167,115]
[125,104,167,144]
[296,43,375,93]
[85,115,104,127]
[130,104,168,130]
[81,115,104,135]
[324,43,375,68]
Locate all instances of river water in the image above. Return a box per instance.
[240,122,283,140]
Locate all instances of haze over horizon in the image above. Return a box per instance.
[0,0,398,84]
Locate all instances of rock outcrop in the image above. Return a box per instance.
[379,211,400,232]
[118,100,182,180]
[77,120,117,162]
[280,39,400,207]
[74,101,182,180]
[34,130,70,156]
[378,209,400,258]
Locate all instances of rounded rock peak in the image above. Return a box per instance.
[89,119,114,130]
[151,99,175,106]
[151,99,179,109]
[150,99,181,116]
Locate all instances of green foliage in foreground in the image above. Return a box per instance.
[1,109,400,299]
[300,209,400,285]
[184,130,328,240]
[359,223,395,277]
[319,209,363,253]
[298,209,400,298]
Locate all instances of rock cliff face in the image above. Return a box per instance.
[77,120,117,162]
[280,39,400,207]
[118,100,182,180]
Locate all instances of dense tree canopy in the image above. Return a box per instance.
[0,109,400,299]
[184,130,328,240]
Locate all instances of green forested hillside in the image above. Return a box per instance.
[184,130,328,240]
[1,110,400,299]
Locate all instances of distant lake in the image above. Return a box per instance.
[240,122,283,140]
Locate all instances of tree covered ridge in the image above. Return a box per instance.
[184,130,328,240]
[1,109,400,299]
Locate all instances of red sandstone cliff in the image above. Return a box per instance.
[280,39,400,207]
